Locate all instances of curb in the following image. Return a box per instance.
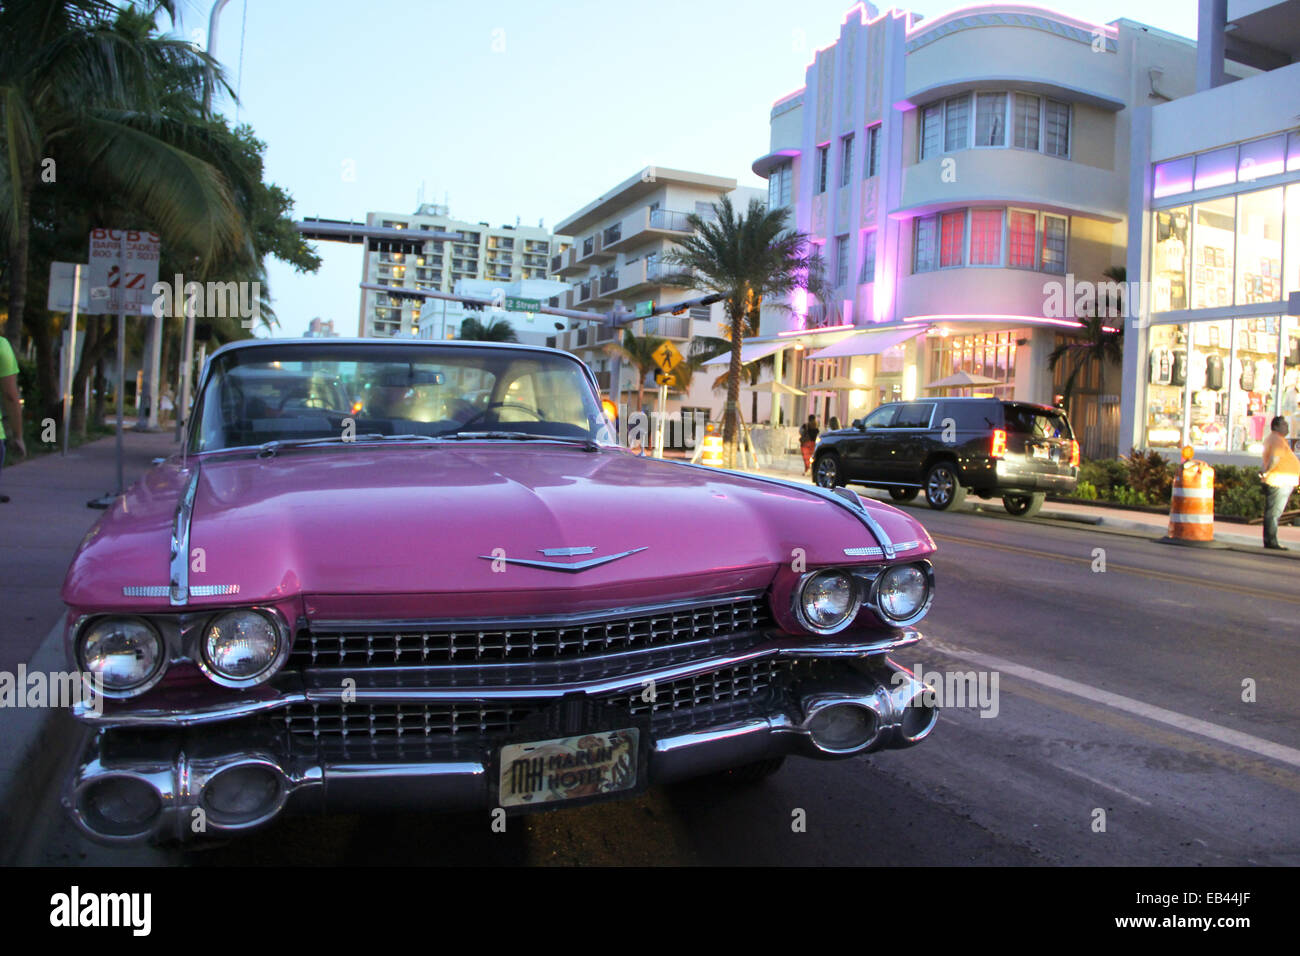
[0,619,81,865]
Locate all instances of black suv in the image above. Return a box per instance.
[811,398,1078,517]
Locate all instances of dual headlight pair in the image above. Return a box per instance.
[793,562,934,635]
[78,609,286,698]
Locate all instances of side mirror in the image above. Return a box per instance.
[852,418,864,430]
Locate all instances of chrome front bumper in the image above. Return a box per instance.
[64,656,938,845]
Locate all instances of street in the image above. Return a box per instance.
[15,499,1299,866]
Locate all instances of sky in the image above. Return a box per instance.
[170,0,1203,337]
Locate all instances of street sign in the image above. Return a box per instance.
[87,229,161,315]
[47,262,90,312]
[634,300,654,318]
[504,296,541,313]
[653,369,676,387]
[651,340,684,374]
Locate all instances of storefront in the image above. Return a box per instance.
[1140,161,1300,460]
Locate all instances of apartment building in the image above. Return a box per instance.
[748,2,1203,448]
[549,167,766,421]
[358,202,570,338]
[1122,0,1300,465]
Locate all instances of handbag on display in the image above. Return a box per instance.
[1286,339,1300,368]
[1170,350,1187,387]
[1149,348,1171,386]
[1205,353,1224,390]
[1240,358,1255,392]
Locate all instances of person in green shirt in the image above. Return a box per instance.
[0,335,24,503]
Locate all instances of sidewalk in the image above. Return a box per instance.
[741,456,1300,553]
[0,427,180,861]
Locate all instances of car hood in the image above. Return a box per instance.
[62,445,933,617]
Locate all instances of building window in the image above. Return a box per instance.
[866,124,881,178]
[944,94,971,152]
[835,235,850,287]
[768,161,792,208]
[939,211,965,268]
[1043,99,1070,157]
[858,231,877,284]
[840,134,854,187]
[817,145,830,194]
[1008,209,1037,269]
[975,92,1007,147]
[1041,215,1068,273]
[1012,93,1041,151]
[914,216,938,273]
[970,209,1004,265]
[920,105,942,160]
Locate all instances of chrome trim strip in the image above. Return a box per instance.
[670,460,896,559]
[304,590,768,633]
[74,628,924,727]
[844,540,920,557]
[124,583,240,598]
[169,467,201,607]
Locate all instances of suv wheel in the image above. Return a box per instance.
[813,454,841,488]
[889,487,920,502]
[1003,492,1046,517]
[925,462,966,511]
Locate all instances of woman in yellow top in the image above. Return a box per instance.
[1261,416,1300,550]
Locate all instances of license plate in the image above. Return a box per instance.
[1032,445,1050,459]
[498,728,639,808]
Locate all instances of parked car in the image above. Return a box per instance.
[812,397,1078,517]
[61,338,940,844]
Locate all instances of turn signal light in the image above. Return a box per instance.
[990,429,1007,459]
[1069,440,1080,468]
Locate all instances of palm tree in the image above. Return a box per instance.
[1,0,245,355]
[458,316,518,342]
[661,196,810,468]
[1048,265,1126,413]
[605,328,666,417]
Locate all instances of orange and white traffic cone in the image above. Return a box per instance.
[1164,446,1215,546]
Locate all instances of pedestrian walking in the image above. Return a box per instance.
[1260,415,1299,550]
[799,414,819,475]
[828,416,841,431]
[0,336,26,503]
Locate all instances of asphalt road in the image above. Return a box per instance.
[15,504,1300,866]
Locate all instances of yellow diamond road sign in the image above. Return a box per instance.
[651,341,684,374]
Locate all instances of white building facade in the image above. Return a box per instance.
[751,2,1201,453]
[549,168,767,425]
[358,203,570,338]
[1121,0,1300,465]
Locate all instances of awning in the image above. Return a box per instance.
[808,326,928,359]
[703,340,787,366]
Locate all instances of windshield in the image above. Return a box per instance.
[191,343,614,452]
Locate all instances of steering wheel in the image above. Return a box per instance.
[457,400,547,430]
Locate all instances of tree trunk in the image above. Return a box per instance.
[71,318,113,435]
[722,294,746,470]
[4,178,31,349]
[33,319,58,426]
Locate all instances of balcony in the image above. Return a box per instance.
[593,369,612,391]
[553,247,583,276]
[578,232,614,263]
[599,274,619,295]
[603,208,696,252]
[643,313,691,339]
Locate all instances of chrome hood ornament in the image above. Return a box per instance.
[479,547,647,573]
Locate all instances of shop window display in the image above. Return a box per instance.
[1191,197,1235,309]
[1235,188,1283,306]
[1282,318,1300,438]
[1146,324,1187,447]
[1187,320,1230,450]
[1227,316,1280,455]
[1151,206,1189,312]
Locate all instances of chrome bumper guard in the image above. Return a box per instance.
[65,657,938,845]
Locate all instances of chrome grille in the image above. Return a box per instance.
[289,594,772,669]
[260,660,791,746]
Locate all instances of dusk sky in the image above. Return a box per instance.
[175,0,1202,337]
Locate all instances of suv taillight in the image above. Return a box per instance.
[1069,440,1080,468]
[991,429,1007,459]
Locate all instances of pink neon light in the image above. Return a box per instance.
[902,313,1087,329]
[771,87,806,109]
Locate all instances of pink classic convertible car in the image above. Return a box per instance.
[62,338,938,843]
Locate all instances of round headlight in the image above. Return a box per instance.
[202,610,283,685]
[795,569,860,634]
[875,564,933,624]
[79,617,165,694]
